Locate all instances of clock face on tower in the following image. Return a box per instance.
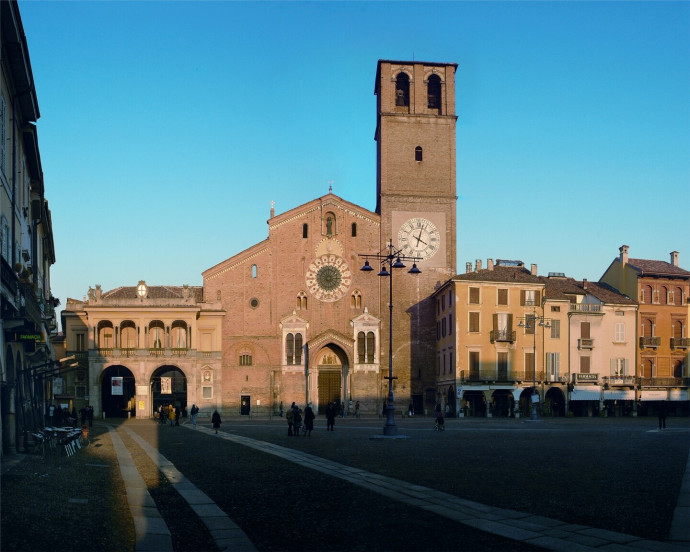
[306,254,352,302]
[397,217,440,260]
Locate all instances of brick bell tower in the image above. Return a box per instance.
[374,60,458,412]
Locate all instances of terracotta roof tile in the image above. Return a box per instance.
[627,258,690,278]
[102,286,204,302]
[450,266,542,284]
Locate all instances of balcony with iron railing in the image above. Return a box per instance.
[602,375,637,387]
[459,369,545,383]
[639,336,661,349]
[639,377,690,387]
[670,337,690,349]
[489,329,516,344]
[578,338,594,350]
[569,303,602,313]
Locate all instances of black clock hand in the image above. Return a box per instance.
[415,231,427,246]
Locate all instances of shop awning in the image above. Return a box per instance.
[570,387,602,401]
[669,389,689,401]
[639,390,668,401]
[603,389,635,400]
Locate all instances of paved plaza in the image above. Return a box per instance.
[2,414,689,551]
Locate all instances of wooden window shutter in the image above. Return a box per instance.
[535,290,541,305]
[580,356,590,373]
[520,290,525,306]
[492,313,498,330]
[507,313,513,331]
[581,322,590,339]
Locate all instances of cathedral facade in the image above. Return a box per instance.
[203,60,457,416]
[60,60,458,418]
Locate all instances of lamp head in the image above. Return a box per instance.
[360,260,374,272]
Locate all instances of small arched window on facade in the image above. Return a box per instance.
[252,264,257,278]
[395,72,410,108]
[303,223,308,238]
[640,285,653,303]
[171,321,188,349]
[297,291,308,310]
[350,290,361,309]
[351,222,357,237]
[659,286,668,305]
[415,146,423,162]
[674,286,684,306]
[427,74,441,112]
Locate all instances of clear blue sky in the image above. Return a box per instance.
[18,1,690,327]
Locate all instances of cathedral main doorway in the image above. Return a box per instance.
[318,371,341,411]
[313,345,348,414]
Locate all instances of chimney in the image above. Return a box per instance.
[619,245,629,265]
[475,259,482,272]
[582,278,588,290]
[466,262,472,273]
[487,258,494,271]
[670,251,679,267]
[531,263,537,276]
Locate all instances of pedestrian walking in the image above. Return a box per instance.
[304,403,315,436]
[174,405,180,426]
[190,404,199,428]
[286,406,294,436]
[87,405,94,427]
[326,401,336,431]
[658,400,667,430]
[355,400,360,418]
[340,402,345,418]
[211,410,222,434]
[169,404,176,426]
[293,405,302,437]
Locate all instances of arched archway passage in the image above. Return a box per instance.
[151,365,188,416]
[101,365,136,418]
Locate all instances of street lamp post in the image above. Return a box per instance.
[360,240,421,436]
[518,308,550,421]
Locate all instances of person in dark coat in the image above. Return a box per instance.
[658,401,667,430]
[326,401,336,431]
[292,405,302,437]
[304,403,315,436]
[211,410,222,434]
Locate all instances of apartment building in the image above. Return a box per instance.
[546,277,638,417]
[435,259,548,418]
[0,0,58,455]
[600,246,689,415]
[435,260,638,418]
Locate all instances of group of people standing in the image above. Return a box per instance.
[158,403,181,426]
[286,402,315,436]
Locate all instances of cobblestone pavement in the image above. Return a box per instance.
[2,414,689,551]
